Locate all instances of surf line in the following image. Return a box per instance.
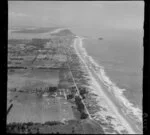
[73,36,136,134]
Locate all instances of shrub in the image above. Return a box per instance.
[75,96,85,112]
[44,121,62,126]
[80,112,89,119]
[79,88,87,95]
[67,94,74,100]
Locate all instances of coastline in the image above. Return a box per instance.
[73,36,142,134]
[8,27,142,134]
[82,37,142,110]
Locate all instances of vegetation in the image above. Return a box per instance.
[74,96,89,119]
[79,87,88,99]
[7,121,64,133]
[8,66,27,69]
[8,39,30,45]
[75,96,84,112]
[80,112,89,119]
[44,121,63,126]
[26,38,50,49]
[67,94,74,100]
[47,86,57,93]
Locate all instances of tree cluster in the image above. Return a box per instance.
[79,87,87,99]
[7,121,63,134]
[26,38,50,49]
[67,94,74,100]
[75,96,88,119]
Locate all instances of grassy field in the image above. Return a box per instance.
[7,68,76,124]
[8,69,59,90]
[7,93,75,123]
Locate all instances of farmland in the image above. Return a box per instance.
[7,28,104,134]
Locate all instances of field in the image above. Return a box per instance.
[7,28,104,134]
[8,69,59,90]
[7,68,77,124]
[7,93,75,123]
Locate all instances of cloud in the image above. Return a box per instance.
[9,12,29,17]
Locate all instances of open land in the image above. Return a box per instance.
[7,28,104,134]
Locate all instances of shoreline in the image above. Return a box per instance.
[80,37,142,123]
[8,27,142,134]
[73,36,142,134]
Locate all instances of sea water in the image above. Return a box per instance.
[71,27,143,109]
[85,30,143,109]
[72,27,143,127]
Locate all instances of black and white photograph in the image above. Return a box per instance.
[7,1,144,134]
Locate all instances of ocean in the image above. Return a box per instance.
[71,27,143,110]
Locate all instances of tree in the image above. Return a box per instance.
[75,96,85,112]
[80,112,88,119]
[72,127,75,133]
[79,88,87,95]
[67,94,74,100]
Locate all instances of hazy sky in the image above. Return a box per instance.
[8,1,144,30]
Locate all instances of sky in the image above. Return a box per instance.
[8,1,144,30]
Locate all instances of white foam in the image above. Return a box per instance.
[96,67,142,123]
[85,74,130,134]
[78,36,142,123]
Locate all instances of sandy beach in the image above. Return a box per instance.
[73,36,142,134]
